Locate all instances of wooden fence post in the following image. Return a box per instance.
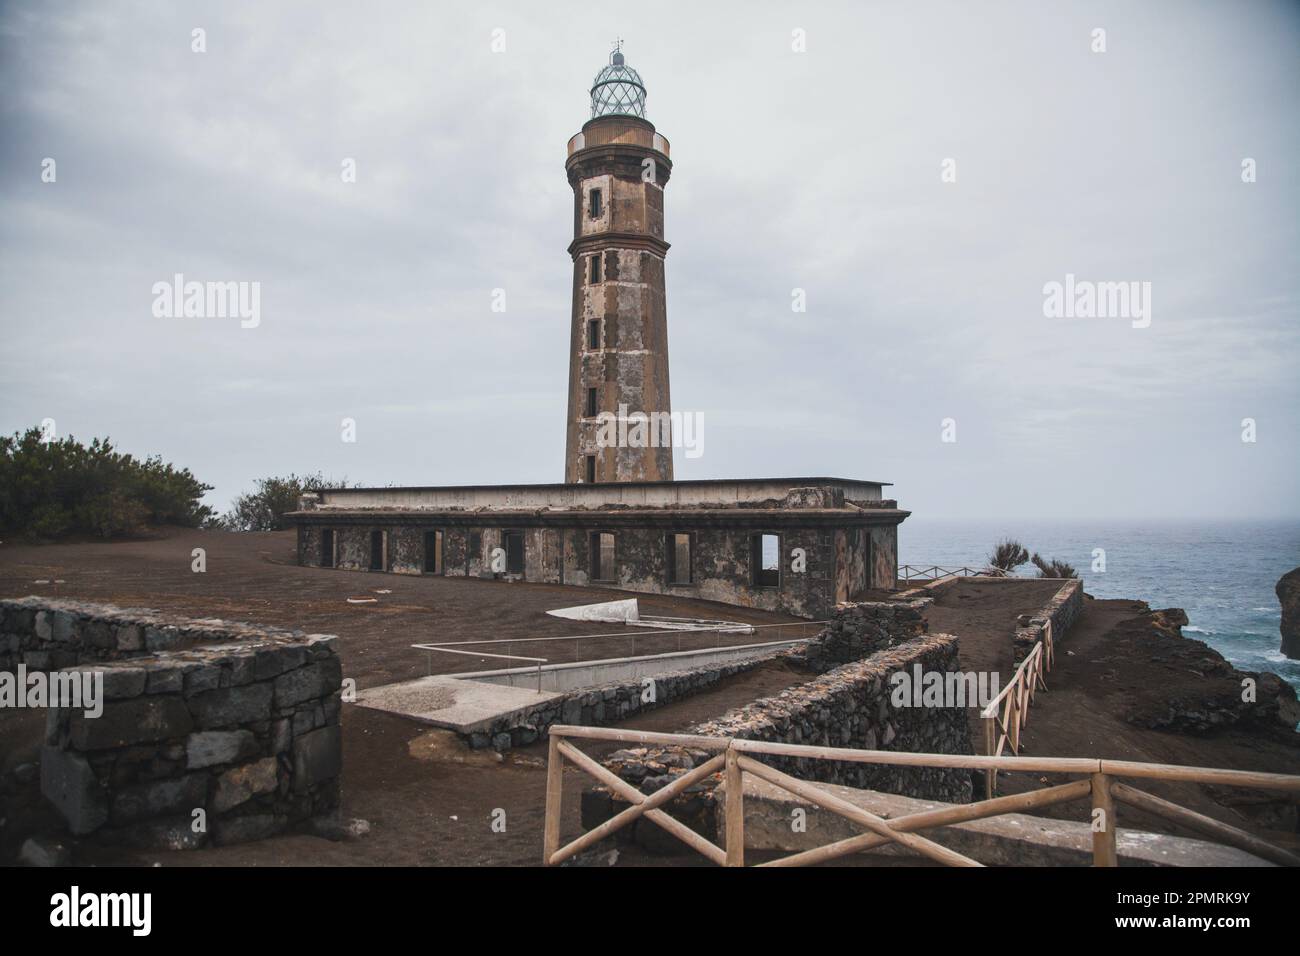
[1091,772,1117,867]
[982,718,996,800]
[725,744,745,867]
[543,732,564,865]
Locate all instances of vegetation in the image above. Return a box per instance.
[219,473,347,532]
[0,426,213,539]
[1031,552,1078,579]
[986,538,1030,575]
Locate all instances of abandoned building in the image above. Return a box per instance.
[290,47,909,619]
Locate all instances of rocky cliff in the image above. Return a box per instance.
[1277,567,1300,660]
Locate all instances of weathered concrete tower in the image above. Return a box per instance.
[564,47,673,484]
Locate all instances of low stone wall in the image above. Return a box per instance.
[3,598,342,849]
[1012,579,1084,662]
[803,596,930,669]
[583,633,975,850]
[465,647,806,751]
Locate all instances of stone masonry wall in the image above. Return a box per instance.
[2,598,342,849]
[584,632,975,850]
[803,596,931,670]
[1012,579,1084,662]
[608,634,972,800]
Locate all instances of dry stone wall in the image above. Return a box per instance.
[1012,579,1084,662]
[2,598,342,849]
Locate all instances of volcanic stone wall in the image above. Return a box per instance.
[2,598,342,849]
[1012,579,1084,662]
[606,634,972,800]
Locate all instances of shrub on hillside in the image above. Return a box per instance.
[986,538,1030,575]
[0,427,213,538]
[220,473,349,532]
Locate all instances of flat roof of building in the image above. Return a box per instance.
[319,476,892,494]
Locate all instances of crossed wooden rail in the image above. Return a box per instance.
[980,620,1054,797]
[542,725,1300,868]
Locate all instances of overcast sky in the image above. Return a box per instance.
[1,0,1296,520]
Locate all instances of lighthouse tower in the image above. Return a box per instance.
[563,46,674,484]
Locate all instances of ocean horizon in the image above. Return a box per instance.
[898,517,1300,690]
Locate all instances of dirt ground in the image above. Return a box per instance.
[3,531,1297,865]
[919,580,1300,846]
[0,528,817,867]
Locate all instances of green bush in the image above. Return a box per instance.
[0,427,213,538]
[220,473,347,532]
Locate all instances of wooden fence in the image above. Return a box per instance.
[979,620,1054,797]
[542,724,1300,868]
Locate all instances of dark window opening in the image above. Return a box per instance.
[423,530,443,574]
[751,533,780,588]
[588,254,602,285]
[585,455,596,484]
[589,188,603,219]
[320,529,335,568]
[587,319,600,350]
[369,530,385,571]
[666,532,692,585]
[585,387,598,418]
[503,531,525,575]
[468,530,482,573]
[591,531,616,582]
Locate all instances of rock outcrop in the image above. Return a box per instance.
[1277,567,1300,660]
[1117,607,1300,734]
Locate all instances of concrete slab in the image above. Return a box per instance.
[720,775,1273,867]
[354,676,562,735]
[455,640,801,692]
[547,598,641,624]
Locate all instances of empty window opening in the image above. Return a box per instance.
[503,531,525,575]
[751,533,780,588]
[589,188,603,219]
[591,532,616,582]
[585,454,596,484]
[588,254,602,285]
[667,532,692,585]
[369,530,386,571]
[320,529,335,568]
[585,387,598,418]
[423,530,443,574]
[587,319,600,350]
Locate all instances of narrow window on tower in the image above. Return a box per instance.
[585,387,598,418]
[585,455,596,483]
[589,188,603,219]
[587,319,600,350]
[588,254,602,285]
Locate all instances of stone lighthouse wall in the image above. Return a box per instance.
[564,116,674,484]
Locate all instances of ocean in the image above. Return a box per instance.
[898,518,1300,690]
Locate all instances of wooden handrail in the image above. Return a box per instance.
[541,724,1300,869]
